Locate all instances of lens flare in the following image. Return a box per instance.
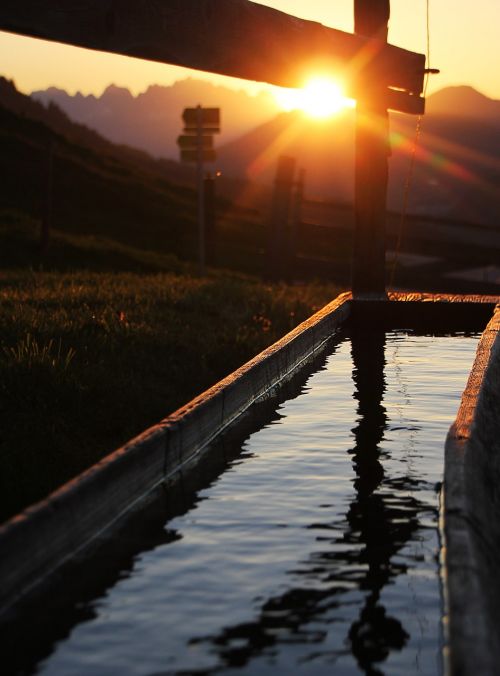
[274,77,354,119]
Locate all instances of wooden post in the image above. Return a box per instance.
[267,156,296,280]
[204,173,216,267]
[289,168,305,281]
[40,133,54,253]
[196,105,205,275]
[352,0,390,296]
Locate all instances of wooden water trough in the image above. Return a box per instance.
[1,292,499,676]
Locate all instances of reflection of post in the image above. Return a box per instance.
[40,133,54,253]
[196,104,205,275]
[347,328,410,669]
[349,328,387,497]
[352,0,390,295]
[289,167,305,281]
[267,155,295,280]
[204,173,216,267]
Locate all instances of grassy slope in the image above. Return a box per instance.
[0,218,340,522]
[0,105,200,256]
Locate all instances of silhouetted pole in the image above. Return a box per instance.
[196,105,206,275]
[352,0,390,295]
[204,173,216,266]
[40,133,54,253]
[267,155,296,280]
[289,167,305,280]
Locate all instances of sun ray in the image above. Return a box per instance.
[274,76,354,119]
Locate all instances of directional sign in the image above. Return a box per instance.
[180,149,217,163]
[184,126,220,134]
[183,107,220,130]
[177,135,214,149]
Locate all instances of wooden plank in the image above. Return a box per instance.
[0,0,425,93]
[183,107,220,127]
[267,155,296,280]
[180,149,216,163]
[177,135,214,149]
[352,0,390,295]
[443,306,500,676]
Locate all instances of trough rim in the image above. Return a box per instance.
[443,304,500,676]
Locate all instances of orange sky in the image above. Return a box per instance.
[1,1,499,100]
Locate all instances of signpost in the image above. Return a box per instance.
[178,106,220,274]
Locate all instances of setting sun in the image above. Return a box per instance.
[274,77,354,118]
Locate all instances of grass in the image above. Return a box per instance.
[0,219,341,522]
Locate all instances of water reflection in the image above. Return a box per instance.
[192,330,435,674]
[347,330,416,673]
[1,338,343,676]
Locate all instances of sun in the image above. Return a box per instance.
[274,77,354,119]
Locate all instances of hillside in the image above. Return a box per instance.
[0,101,198,258]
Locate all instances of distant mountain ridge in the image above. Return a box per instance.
[32,79,282,159]
[31,81,500,161]
[425,85,500,119]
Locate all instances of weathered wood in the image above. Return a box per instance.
[40,133,54,253]
[289,167,305,278]
[0,0,425,93]
[267,155,296,281]
[444,307,500,676]
[352,0,390,296]
[204,174,216,266]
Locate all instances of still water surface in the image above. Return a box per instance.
[37,331,478,675]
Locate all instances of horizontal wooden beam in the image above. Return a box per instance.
[0,0,425,94]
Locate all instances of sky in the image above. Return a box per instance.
[1,0,499,100]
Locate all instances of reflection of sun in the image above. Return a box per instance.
[274,76,354,119]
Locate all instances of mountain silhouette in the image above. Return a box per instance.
[32,79,281,158]
[425,85,500,119]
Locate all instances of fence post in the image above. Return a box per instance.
[204,173,216,267]
[196,105,206,275]
[40,133,54,253]
[289,167,305,281]
[267,155,296,280]
[352,0,390,296]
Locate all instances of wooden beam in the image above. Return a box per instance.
[352,0,391,296]
[0,0,425,94]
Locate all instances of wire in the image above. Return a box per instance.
[389,0,431,290]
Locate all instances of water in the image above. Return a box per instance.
[13,331,479,675]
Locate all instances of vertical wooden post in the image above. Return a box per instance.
[267,155,296,280]
[352,0,390,296]
[289,167,305,280]
[196,104,206,275]
[204,173,216,267]
[40,133,54,253]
